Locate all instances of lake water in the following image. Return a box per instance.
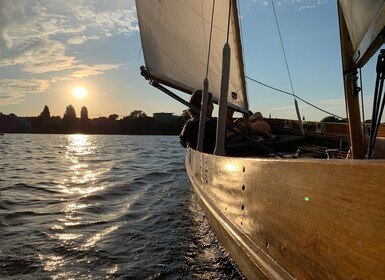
[0,134,243,279]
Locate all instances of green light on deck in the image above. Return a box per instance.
[304,197,310,202]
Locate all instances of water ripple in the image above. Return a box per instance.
[0,134,243,279]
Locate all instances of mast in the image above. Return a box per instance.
[338,1,365,159]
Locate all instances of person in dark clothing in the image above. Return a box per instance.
[180,89,217,153]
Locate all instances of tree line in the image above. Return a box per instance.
[0,105,189,135]
[1,104,355,135]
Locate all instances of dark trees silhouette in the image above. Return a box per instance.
[108,114,119,121]
[80,106,89,120]
[127,110,147,119]
[62,105,78,133]
[121,112,153,134]
[33,105,53,132]
[39,105,51,119]
[320,116,347,123]
[1,107,186,135]
[0,113,24,132]
[80,106,91,132]
[63,105,76,120]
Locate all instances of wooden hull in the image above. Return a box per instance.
[186,148,385,279]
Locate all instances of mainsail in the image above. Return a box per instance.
[136,0,248,113]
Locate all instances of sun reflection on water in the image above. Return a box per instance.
[67,134,89,152]
[57,134,105,193]
[39,254,65,272]
[81,224,120,250]
[45,134,123,277]
[107,265,119,276]
[48,134,109,270]
[65,134,97,163]
[56,233,83,241]
[58,185,105,195]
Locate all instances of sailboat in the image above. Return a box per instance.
[136,1,385,279]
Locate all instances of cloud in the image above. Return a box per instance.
[0,0,137,75]
[318,98,345,107]
[4,39,78,74]
[269,104,298,111]
[69,4,139,36]
[68,35,88,45]
[0,79,50,105]
[0,0,137,105]
[297,5,316,11]
[67,64,122,79]
[0,62,121,105]
[249,0,331,10]
[67,35,101,45]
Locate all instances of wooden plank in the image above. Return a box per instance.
[187,148,385,279]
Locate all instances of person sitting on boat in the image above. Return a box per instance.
[226,106,247,142]
[229,111,276,141]
[180,89,217,153]
[249,112,278,140]
[226,107,235,128]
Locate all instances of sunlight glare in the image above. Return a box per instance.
[224,162,238,172]
[71,86,88,99]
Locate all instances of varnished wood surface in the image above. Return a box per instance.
[338,1,365,158]
[186,148,385,279]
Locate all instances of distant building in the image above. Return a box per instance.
[153,112,176,121]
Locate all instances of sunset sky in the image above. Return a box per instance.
[0,0,382,121]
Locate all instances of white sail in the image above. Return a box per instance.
[136,0,248,113]
[339,0,385,66]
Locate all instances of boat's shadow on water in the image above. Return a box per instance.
[176,190,245,280]
[114,175,245,280]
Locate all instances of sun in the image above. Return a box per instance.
[71,86,88,100]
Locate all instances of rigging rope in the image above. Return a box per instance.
[245,75,345,120]
[271,0,304,135]
[204,0,216,80]
[271,0,295,98]
[237,0,344,121]
[148,79,283,158]
[226,0,232,44]
[198,0,217,152]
